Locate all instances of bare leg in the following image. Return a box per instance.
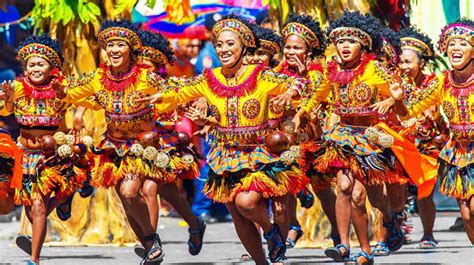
[272,195,289,239]
[335,170,354,249]
[28,195,49,264]
[234,191,272,232]
[367,184,393,242]
[351,180,371,254]
[458,196,474,244]
[314,187,339,238]
[158,182,199,228]
[418,190,436,239]
[286,195,300,242]
[116,176,159,258]
[386,183,406,212]
[142,179,160,231]
[226,202,267,265]
[158,182,201,246]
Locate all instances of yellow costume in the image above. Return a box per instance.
[64,65,170,187]
[0,78,87,205]
[406,71,473,199]
[156,64,309,203]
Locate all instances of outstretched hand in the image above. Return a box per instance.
[0,81,14,100]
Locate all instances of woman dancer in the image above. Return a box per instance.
[397,26,446,249]
[0,34,87,265]
[53,20,169,264]
[291,11,404,264]
[140,14,308,264]
[133,29,205,258]
[389,18,474,244]
[277,13,339,248]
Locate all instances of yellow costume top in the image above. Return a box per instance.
[64,65,161,124]
[0,78,68,128]
[407,70,473,141]
[309,56,393,117]
[269,62,325,124]
[156,64,305,142]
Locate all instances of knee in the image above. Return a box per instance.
[235,198,258,215]
[120,190,140,206]
[142,186,157,200]
[337,179,353,197]
[352,188,367,208]
[31,199,47,217]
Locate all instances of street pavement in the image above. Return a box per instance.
[0,212,472,264]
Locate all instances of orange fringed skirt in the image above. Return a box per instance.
[91,136,173,188]
[203,141,309,203]
[14,147,87,206]
[313,124,403,185]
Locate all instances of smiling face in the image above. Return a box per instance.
[24,56,52,85]
[399,49,424,80]
[335,39,362,64]
[105,40,132,70]
[215,31,244,69]
[447,38,473,70]
[283,34,309,67]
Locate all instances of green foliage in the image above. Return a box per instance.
[112,0,138,18]
[31,0,101,29]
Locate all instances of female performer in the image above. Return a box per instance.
[140,14,308,264]
[277,13,339,248]
[292,11,404,264]
[389,18,474,244]
[53,20,169,264]
[0,35,87,265]
[134,29,205,258]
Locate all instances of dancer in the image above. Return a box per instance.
[52,20,169,264]
[389,18,474,244]
[0,34,88,265]
[292,11,404,264]
[277,13,339,248]
[133,29,206,258]
[139,14,308,264]
[397,26,446,248]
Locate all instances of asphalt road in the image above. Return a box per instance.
[0,213,472,264]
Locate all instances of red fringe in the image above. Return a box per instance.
[326,53,376,85]
[19,76,56,99]
[204,64,264,97]
[443,70,474,96]
[100,64,141,92]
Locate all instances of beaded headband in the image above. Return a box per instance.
[259,39,281,55]
[381,37,398,65]
[138,47,169,65]
[438,24,474,54]
[329,27,373,49]
[212,19,256,48]
[17,43,62,68]
[98,27,142,50]
[401,37,433,57]
[281,22,320,49]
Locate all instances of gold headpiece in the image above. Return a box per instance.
[329,27,373,49]
[98,27,142,50]
[17,43,62,69]
[401,37,433,57]
[212,19,256,48]
[438,24,474,54]
[281,22,320,49]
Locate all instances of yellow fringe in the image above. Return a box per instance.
[439,174,474,200]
